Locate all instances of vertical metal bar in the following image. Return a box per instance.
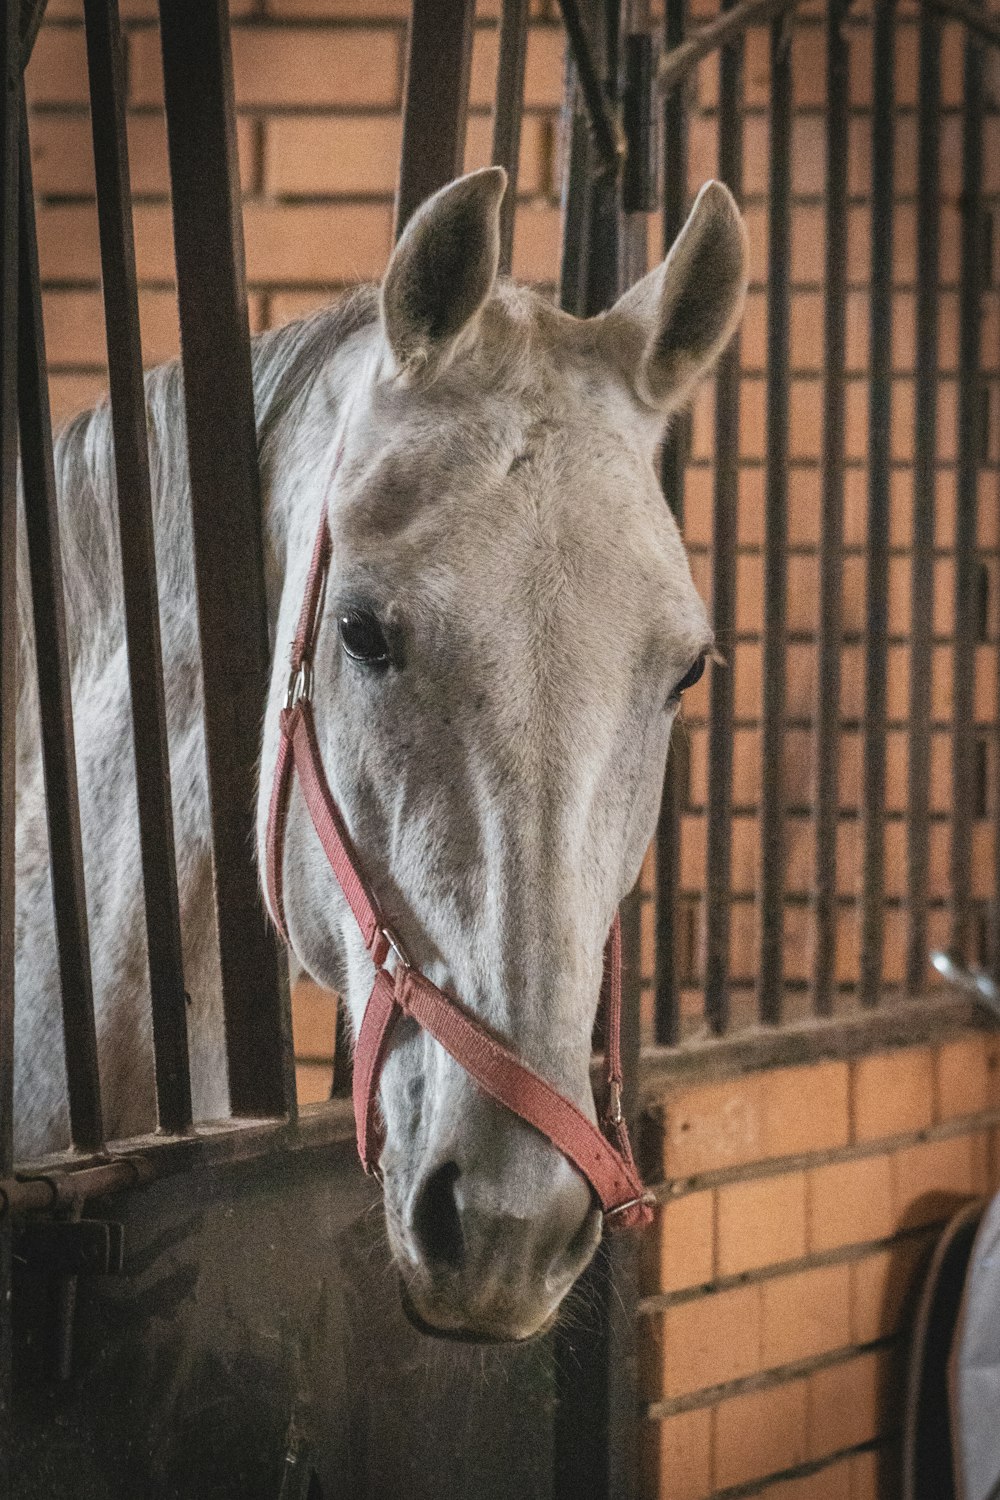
[858,0,896,1007]
[758,12,791,1026]
[907,1,941,993]
[0,6,18,1486]
[395,0,476,240]
[83,0,191,1133]
[559,53,593,316]
[813,0,849,1017]
[952,24,984,959]
[704,0,743,1034]
[17,107,103,1151]
[491,0,530,275]
[655,0,688,1046]
[158,0,295,1119]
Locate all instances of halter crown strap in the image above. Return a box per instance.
[264,513,654,1231]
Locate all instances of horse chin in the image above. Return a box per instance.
[398,1279,559,1345]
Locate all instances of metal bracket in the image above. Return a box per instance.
[14,1217,125,1277]
[13,1214,124,1381]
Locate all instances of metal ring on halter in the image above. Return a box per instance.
[285,661,314,710]
[603,1190,657,1222]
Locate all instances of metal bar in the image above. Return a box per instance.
[859,0,896,1007]
[704,0,744,1035]
[931,0,1000,48]
[757,9,792,1026]
[813,0,849,1018]
[0,9,17,1486]
[158,0,295,1120]
[907,0,941,993]
[556,0,625,179]
[622,33,656,216]
[658,0,797,96]
[491,0,530,275]
[395,0,475,240]
[83,0,191,1134]
[18,106,104,1152]
[952,22,984,959]
[558,51,593,316]
[655,0,688,1047]
[18,0,49,61]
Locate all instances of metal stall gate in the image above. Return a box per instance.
[0,2,659,1497]
[2,0,1000,1497]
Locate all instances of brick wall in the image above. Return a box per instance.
[639,1031,1000,1497]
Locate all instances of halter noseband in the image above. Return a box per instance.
[264,505,654,1232]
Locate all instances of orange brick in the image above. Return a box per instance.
[761,1264,852,1370]
[892,1133,977,1229]
[264,116,402,196]
[850,1237,931,1344]
[268,289,336,326]
[808,1154,896,1252]
[937,1037,993,1121]
[714,1378,809,1491]
[129,26,402,109]
[717,1172,807,1276]
[510,203,561,284]
[853,1049,935,1143]
[464,114,555,197]
[763,1063,851,1159]
[755,1455,852,1500]
[640,1410,712,1500]
[25,26,89,106]
[295,1061,333,1104]
[242,203,394,283]
[29,117,95,197]
[642,1191,715,1296]
[42,290,108,368]
[661,1075,765,1178]
[850,1449,883,1500]
[806,1352,882,1460]
[291,978,337,1061]
[658,1285,762,1400]
[49,372,108,427]
[37,204,101,282]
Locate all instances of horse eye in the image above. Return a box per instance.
[671,654,706,699]
[338,610,390,666]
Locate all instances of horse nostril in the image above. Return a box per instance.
[411,1160,465,1271]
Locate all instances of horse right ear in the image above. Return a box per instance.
[380,167,506,386]
[600,180,749,416]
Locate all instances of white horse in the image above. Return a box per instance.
[14,168,747,1341]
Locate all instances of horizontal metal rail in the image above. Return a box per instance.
[0,1101,356,1219]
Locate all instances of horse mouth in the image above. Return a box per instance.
[398,1279,558,1345]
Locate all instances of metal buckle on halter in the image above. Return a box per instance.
[603,1190,657,1223]
[380,924,411,971]
[606,1080,623,1128]
[285,661,313,710]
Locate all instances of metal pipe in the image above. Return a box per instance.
[704,0,744,1035]
[858,0,896,1007]
[658,0,797,95]
[491,0,530,275]
[395,0,476,239]
[655,0,689,1047]
[158,0,296,1119]
[758,7,792,1026]
[84,0,192,1134]
[951,18,984,960]
[556,0,626,178]
[18,104,104,1150]
[813,0,850,1017]
[907,0,942,992]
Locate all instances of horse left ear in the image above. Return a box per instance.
[380,167,506,385]
[601,180,749,416]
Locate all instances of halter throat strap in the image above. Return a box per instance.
[264,512,654,1232]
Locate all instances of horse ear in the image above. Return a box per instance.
[601,180,749,415]
[380,167,507,385]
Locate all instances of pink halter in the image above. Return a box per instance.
[264,503,654,1231]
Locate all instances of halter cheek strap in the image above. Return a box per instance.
[264,511,654,1232]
